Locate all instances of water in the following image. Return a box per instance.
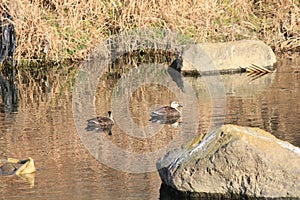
[0,55,299,199]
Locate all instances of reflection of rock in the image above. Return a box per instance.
[184,71,276,99]
[157,124,300,199]
[167,66,184,91]
[18,172,35,188]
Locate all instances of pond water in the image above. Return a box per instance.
[0,54,299,199]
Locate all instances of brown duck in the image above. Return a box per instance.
[150,101,182,119]
[86,111,114,133]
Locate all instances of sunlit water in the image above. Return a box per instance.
[0,55,299,199]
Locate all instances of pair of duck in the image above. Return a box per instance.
[86,101,183,129]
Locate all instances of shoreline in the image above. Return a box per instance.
[1,0,299,66]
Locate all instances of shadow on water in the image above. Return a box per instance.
[159,183,298,200]
[0,50,299,199]
[0,67,18,113]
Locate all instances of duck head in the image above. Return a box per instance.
[170,101,183,109]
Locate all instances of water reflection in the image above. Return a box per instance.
[150,116,182,126]
[0,67,18,113]
[73,61,200,173]
[0,55,299,199]
[225,57,300,146]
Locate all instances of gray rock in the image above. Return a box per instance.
[179,40,277,75]
[157,124,300,199]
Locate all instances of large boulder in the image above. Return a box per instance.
[178,40,276,75]
[157,124,300,199]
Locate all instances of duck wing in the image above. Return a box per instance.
[150,106,180,118]
[87,117,114,126]
[150,106,169,117]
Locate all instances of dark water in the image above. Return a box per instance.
[0,55,299,199]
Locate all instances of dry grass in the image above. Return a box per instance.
[1,0,300,65]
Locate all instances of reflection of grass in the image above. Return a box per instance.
[16,52,173,108]
[16,63,78,108]
[103,50,176,79]
[2,0,299,66]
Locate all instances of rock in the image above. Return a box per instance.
[179,40,276,75]
[15,157,36,175]
[156,124,300,199]
[0,157,36,175]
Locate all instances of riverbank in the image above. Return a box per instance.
[2,0,300,65]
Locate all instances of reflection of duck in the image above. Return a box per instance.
[86,111,114,134]
[150,101,182,119]
[170,121,182,128]
[150,115,180,124]
[151,116,182,128]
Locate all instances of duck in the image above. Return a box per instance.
[150,101,183,119]
[86,111,114,133]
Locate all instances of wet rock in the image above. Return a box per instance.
[178,40,276,75]
[0,157,36,175]
[156,124,300,199]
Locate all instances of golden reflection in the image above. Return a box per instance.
[0,54,298,199]
[17,172,35,188]
[16,64,77,110]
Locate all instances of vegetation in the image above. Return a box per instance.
[1,0,299,65]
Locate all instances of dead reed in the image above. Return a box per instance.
[1,0,299,65]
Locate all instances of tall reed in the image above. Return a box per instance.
[1,0,299,65]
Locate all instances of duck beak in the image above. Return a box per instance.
[179,104,183,107]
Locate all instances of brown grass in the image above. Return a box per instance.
[1,0,300,65]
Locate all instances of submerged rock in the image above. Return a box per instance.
[157,124,300,199]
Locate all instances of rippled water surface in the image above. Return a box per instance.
[0,55,299,200]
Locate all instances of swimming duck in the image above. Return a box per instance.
[150,101,183,119]
[86,111,114,133]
